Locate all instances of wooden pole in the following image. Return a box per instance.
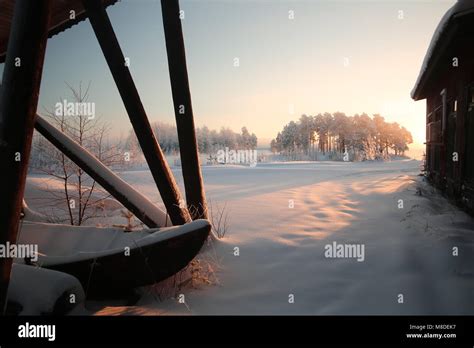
[0,0,52,313]
[161,0,208,220]
[35,115,171,228]
[82,0,191,225]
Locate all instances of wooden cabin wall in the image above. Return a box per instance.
[424,27,474,215]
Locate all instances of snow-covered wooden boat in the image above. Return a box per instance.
[16,220,211,296]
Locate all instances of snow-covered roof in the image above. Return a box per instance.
[411,0,474,100]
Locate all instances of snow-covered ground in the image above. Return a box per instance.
[24,159,474,315]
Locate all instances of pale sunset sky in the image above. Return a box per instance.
[0,0,457,146]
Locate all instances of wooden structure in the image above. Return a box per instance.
[0,0,208,312]
[412,0,474,214]
[0,0,119,63]
[161,0,208,220]
[18,220,211,297]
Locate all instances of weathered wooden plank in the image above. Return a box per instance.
[0,0,52,313]
[161,0,208,220]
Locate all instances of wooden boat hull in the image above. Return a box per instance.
[18,220,211,297]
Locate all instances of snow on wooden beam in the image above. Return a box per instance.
[35,115,172,229]
[82,0,191,225]
[0,0,52,313]
[161,0,208,220]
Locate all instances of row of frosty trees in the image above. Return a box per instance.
[126,123,257,156]
[270,113,413,161]
[32,120,258,173]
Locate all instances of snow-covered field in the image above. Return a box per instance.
[24,160,474,315]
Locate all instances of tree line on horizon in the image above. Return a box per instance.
[126,122,258,155]
[270,113,413,161]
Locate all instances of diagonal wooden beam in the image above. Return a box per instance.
[35,115,171,229]
[161,0,208,220]
[82,0,191,225]
[0,0,52,313]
